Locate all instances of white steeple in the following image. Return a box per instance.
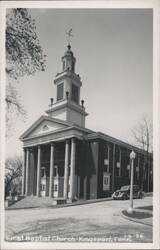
[46,44,88,127]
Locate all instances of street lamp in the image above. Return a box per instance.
[128,150,136,214]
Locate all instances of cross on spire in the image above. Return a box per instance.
[66,28,73,45]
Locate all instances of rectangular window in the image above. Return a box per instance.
[104,177,108,185]
[54,166,58,176]
[116,162,121,177]
[104,159,109,165]
[54,184,58,192]
[107,165,109,173]
[117,162,120,168]
[71,62,74,72]
[57,83,64,101]
[104,164,109,173]
[41,184,45,191]
[71,84,79,103]
[41,168,45,177]
[136,168,139,180]
[103,174,110,191]
[63,61,65,71]
[136,166,139,180]
[144,171,147,180]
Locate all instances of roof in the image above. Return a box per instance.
[19,115,73,140]
[20,116,151,156]
[86,131,149,155]
[20,115,94,141]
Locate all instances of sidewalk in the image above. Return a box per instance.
[121,205,153,227]
[6,196,113,210]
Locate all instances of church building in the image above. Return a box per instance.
[20,43,153,203]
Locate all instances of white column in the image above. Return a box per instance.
[36,145,41,197]
[64,140,70,199]
[77,175,80,199]
[25,148,29,196]
[119,147,122,176]
[107,145,110,172]
[137,155,140,181]
[49,143,54,197]
[112,144,115,193]
[70,138,76,200]
[21,148,26,196]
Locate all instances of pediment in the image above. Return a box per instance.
[20,115,71,140]
[28,119,67,137]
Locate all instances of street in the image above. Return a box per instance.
[5,196,152,243]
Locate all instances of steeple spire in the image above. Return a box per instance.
[66,28,73,45]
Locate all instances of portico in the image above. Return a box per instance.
[22,136,81,201]
[20,112,94,201]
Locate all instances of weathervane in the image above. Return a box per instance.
[66,28,73,45]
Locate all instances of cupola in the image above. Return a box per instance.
[62,44,76,72]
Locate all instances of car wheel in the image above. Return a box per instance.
[122,195,127,200]
[139,193,143,199]
[139,195,141,199]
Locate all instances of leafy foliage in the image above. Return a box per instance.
[5,8,46,135]
[6,8,46,80]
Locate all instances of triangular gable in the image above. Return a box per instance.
[20,115,72,140]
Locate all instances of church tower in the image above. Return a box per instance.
[46,44,88,127]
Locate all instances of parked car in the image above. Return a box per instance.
[112,185,144,200]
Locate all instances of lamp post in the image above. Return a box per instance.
[128,150,136,214]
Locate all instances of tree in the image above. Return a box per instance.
[6,8,46,80]
[131,115,153,192]
[5,155,23,198]
[6,81,26,137]
[131,116,153,151]
[5,8,46,133]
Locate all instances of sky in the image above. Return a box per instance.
[6,8,153,158]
